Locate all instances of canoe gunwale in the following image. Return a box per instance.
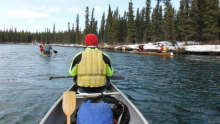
[111,83,148,124]
[40,83,149,124]
[133,51,173,56]
[39,85,73,124]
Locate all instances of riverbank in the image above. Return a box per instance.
[50,41,220,56]
[3,41,220,55]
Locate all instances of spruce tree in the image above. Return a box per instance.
[140,7,146,43]
[99,12,105,43]
[53,23,56,43]
[112,7,120,44]
[71,23,75,44]
[151,0,163,42]
[203,0,219,41]
[158,5,164,40]
[93,20,98,36]
[127,1,137,44]
[188,0,200,41]
[105,5,113,43]
[90,8,97,34]
[177,0,191,43]
[84,7,90,35]
[151,8,157,41]
[163,0,175,41]
[118,12,127,44]
[76,14,80,44]
[197,0,206,41]
[68,22,70,43]
[135,8,141,43]
[144,0,152,42]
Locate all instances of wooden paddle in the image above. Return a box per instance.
[49,76,72,80]
[62,91,76,124]
[49,71,125,80]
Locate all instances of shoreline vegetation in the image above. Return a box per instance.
[2,41,220,56]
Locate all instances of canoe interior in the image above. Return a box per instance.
[40,83,148,124]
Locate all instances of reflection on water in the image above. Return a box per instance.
[0,44,220,124]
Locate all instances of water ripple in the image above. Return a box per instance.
[0,45,220,124]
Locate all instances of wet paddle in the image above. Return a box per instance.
[110,71,125,80]
[52,50,58,54]
[49,76,72,80]
[62,91,76,124]
[49,71,125,80]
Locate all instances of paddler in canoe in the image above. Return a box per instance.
[42,34,147,124]
[40,42,58,56]
[42,41,53,54]
[157,44,167,53]
[67,34,133,124]
[69,33,114,93]
[138,45,146,52]
[39,43,45,52]
[45,38,132,124]
[134,43,173,56]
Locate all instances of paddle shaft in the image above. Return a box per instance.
[67,116,71,124]
[49,71,125,80]
[49,76,72,80]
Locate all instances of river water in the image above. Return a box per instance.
[0,44,220,124]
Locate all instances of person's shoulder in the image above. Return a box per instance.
[102,52,110,57]
[72,52,82,60]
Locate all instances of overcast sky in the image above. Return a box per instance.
[0,0,180,32]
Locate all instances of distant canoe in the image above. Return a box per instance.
[41,52,52,57]
[134,51,173,57]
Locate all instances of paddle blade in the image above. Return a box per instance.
[49,76,52,80]
[62,91,76,116]
[111,71,125,80]
[53,50,58,54]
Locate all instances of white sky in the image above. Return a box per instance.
[0,0,180,32]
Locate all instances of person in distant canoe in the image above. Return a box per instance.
[42,42,52,54]
[39,43,45,52]
[138,45,145,52]
[69,33,114,93]
[157,44,167,53]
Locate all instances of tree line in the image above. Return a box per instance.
[0,0,219,45]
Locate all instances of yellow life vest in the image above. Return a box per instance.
[77,50,107,87]
[162,46,167,53]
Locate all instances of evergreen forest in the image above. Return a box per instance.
[0,0,219,45]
